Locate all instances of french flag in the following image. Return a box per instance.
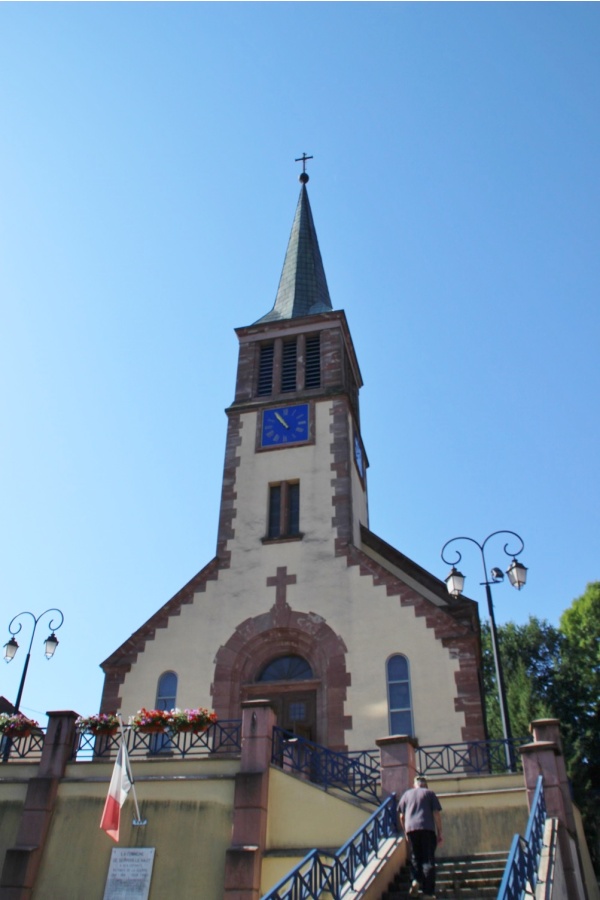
[100,742,132,841]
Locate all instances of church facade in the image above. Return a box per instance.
[100,171,486,752]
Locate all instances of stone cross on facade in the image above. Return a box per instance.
[266,566,297,613]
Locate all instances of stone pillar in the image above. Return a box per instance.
[529,719,576,834]
[521,719,576,834]
[376,735,418,802]
[223,700,276,900]
[0,710,78,900]
[519,719,584,900]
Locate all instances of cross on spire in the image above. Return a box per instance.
[266,566,297,613]
[295,152,313,183]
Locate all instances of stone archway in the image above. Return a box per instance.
[212,608,351,751]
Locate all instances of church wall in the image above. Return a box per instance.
[106,296,480,749]
[113,389,469,747]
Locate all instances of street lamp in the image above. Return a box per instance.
[3,608,65,715]
[441,531,527,769]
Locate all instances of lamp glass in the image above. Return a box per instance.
[3,638,19,662]
[445,567,465,597]
[506,559,527,590]
[44,633,59,659]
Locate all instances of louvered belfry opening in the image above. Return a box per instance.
[257,343,274,396]
[281,339,298,392]
[254,332,323,397]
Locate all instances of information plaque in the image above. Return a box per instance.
[103,848,155,900]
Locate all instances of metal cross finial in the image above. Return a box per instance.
[295,152,313,183]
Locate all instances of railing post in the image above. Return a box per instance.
[0,710,78,900]
[528,719,576,835]
[519,719,585,900]
[376,734,418,803]
[224,699,276,900]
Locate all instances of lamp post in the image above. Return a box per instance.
[3,608,65,715]
[441,531,527,770]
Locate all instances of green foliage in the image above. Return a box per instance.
[480,585,600,871]
[480,617,560,740]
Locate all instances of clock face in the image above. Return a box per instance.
[354,432,366,479]
[261,404,310,447]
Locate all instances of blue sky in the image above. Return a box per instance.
[1,3,599,723]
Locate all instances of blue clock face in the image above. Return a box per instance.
[261,404,310,447]
[354,432,365,479]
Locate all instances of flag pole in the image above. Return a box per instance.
[118,715,147,827]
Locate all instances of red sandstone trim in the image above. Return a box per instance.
[99,557,221,714]
[212,608,350,752]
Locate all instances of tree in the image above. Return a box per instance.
[480,584,600,871]
[480,617,560,740]
[557,583,600,869]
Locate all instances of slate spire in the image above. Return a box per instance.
[254,170,333,323]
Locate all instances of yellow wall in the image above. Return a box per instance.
[430,774,529,858]
[266,767,370,849]
[262,767,374,895]
[0,764,34,867]
[30,758,238,900]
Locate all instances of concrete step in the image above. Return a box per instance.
[381,851,508,899]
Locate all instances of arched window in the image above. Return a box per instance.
[152,671,178,754]
[257,655,313,682]
[156,671,178,711]
[387,655,413,736]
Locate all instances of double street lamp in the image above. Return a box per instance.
[3,608,65,715]
[441,531,527,767]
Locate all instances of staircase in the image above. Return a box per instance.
[381,850,508,898]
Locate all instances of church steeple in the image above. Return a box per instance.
[255,167,332,324]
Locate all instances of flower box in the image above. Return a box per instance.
[131,709,171,732]
[168,708,218,733]
[76,714,120,737]
[0,714,39,739]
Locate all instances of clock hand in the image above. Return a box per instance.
[274,412,289,429]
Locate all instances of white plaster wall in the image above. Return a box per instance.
[117,398,465,750]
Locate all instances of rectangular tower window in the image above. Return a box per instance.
[258,343,275,396]
[281,339,297,392]
[305,335,321,388]
[268,485,282,539]
[288,482,300,534]
[267,482,300,539]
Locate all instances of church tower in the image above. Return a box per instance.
[101,166,485,752]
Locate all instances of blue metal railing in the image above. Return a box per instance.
[73,720,242,760]
[271,728,380,804]
[497,775,547,900]
[260,794,400,900]
[416,737,526,776]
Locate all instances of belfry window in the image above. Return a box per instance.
[267,481,300,539]
[387,654,413,736]
[256,334,322,396]
[305,335,321,388]
[281,339,297,392]
[258,343,275,395]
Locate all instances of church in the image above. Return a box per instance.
[99,164,486,753]
[3,166,597,900]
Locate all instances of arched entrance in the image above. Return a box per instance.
[212,611,351,750]
[251,654,316,740]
